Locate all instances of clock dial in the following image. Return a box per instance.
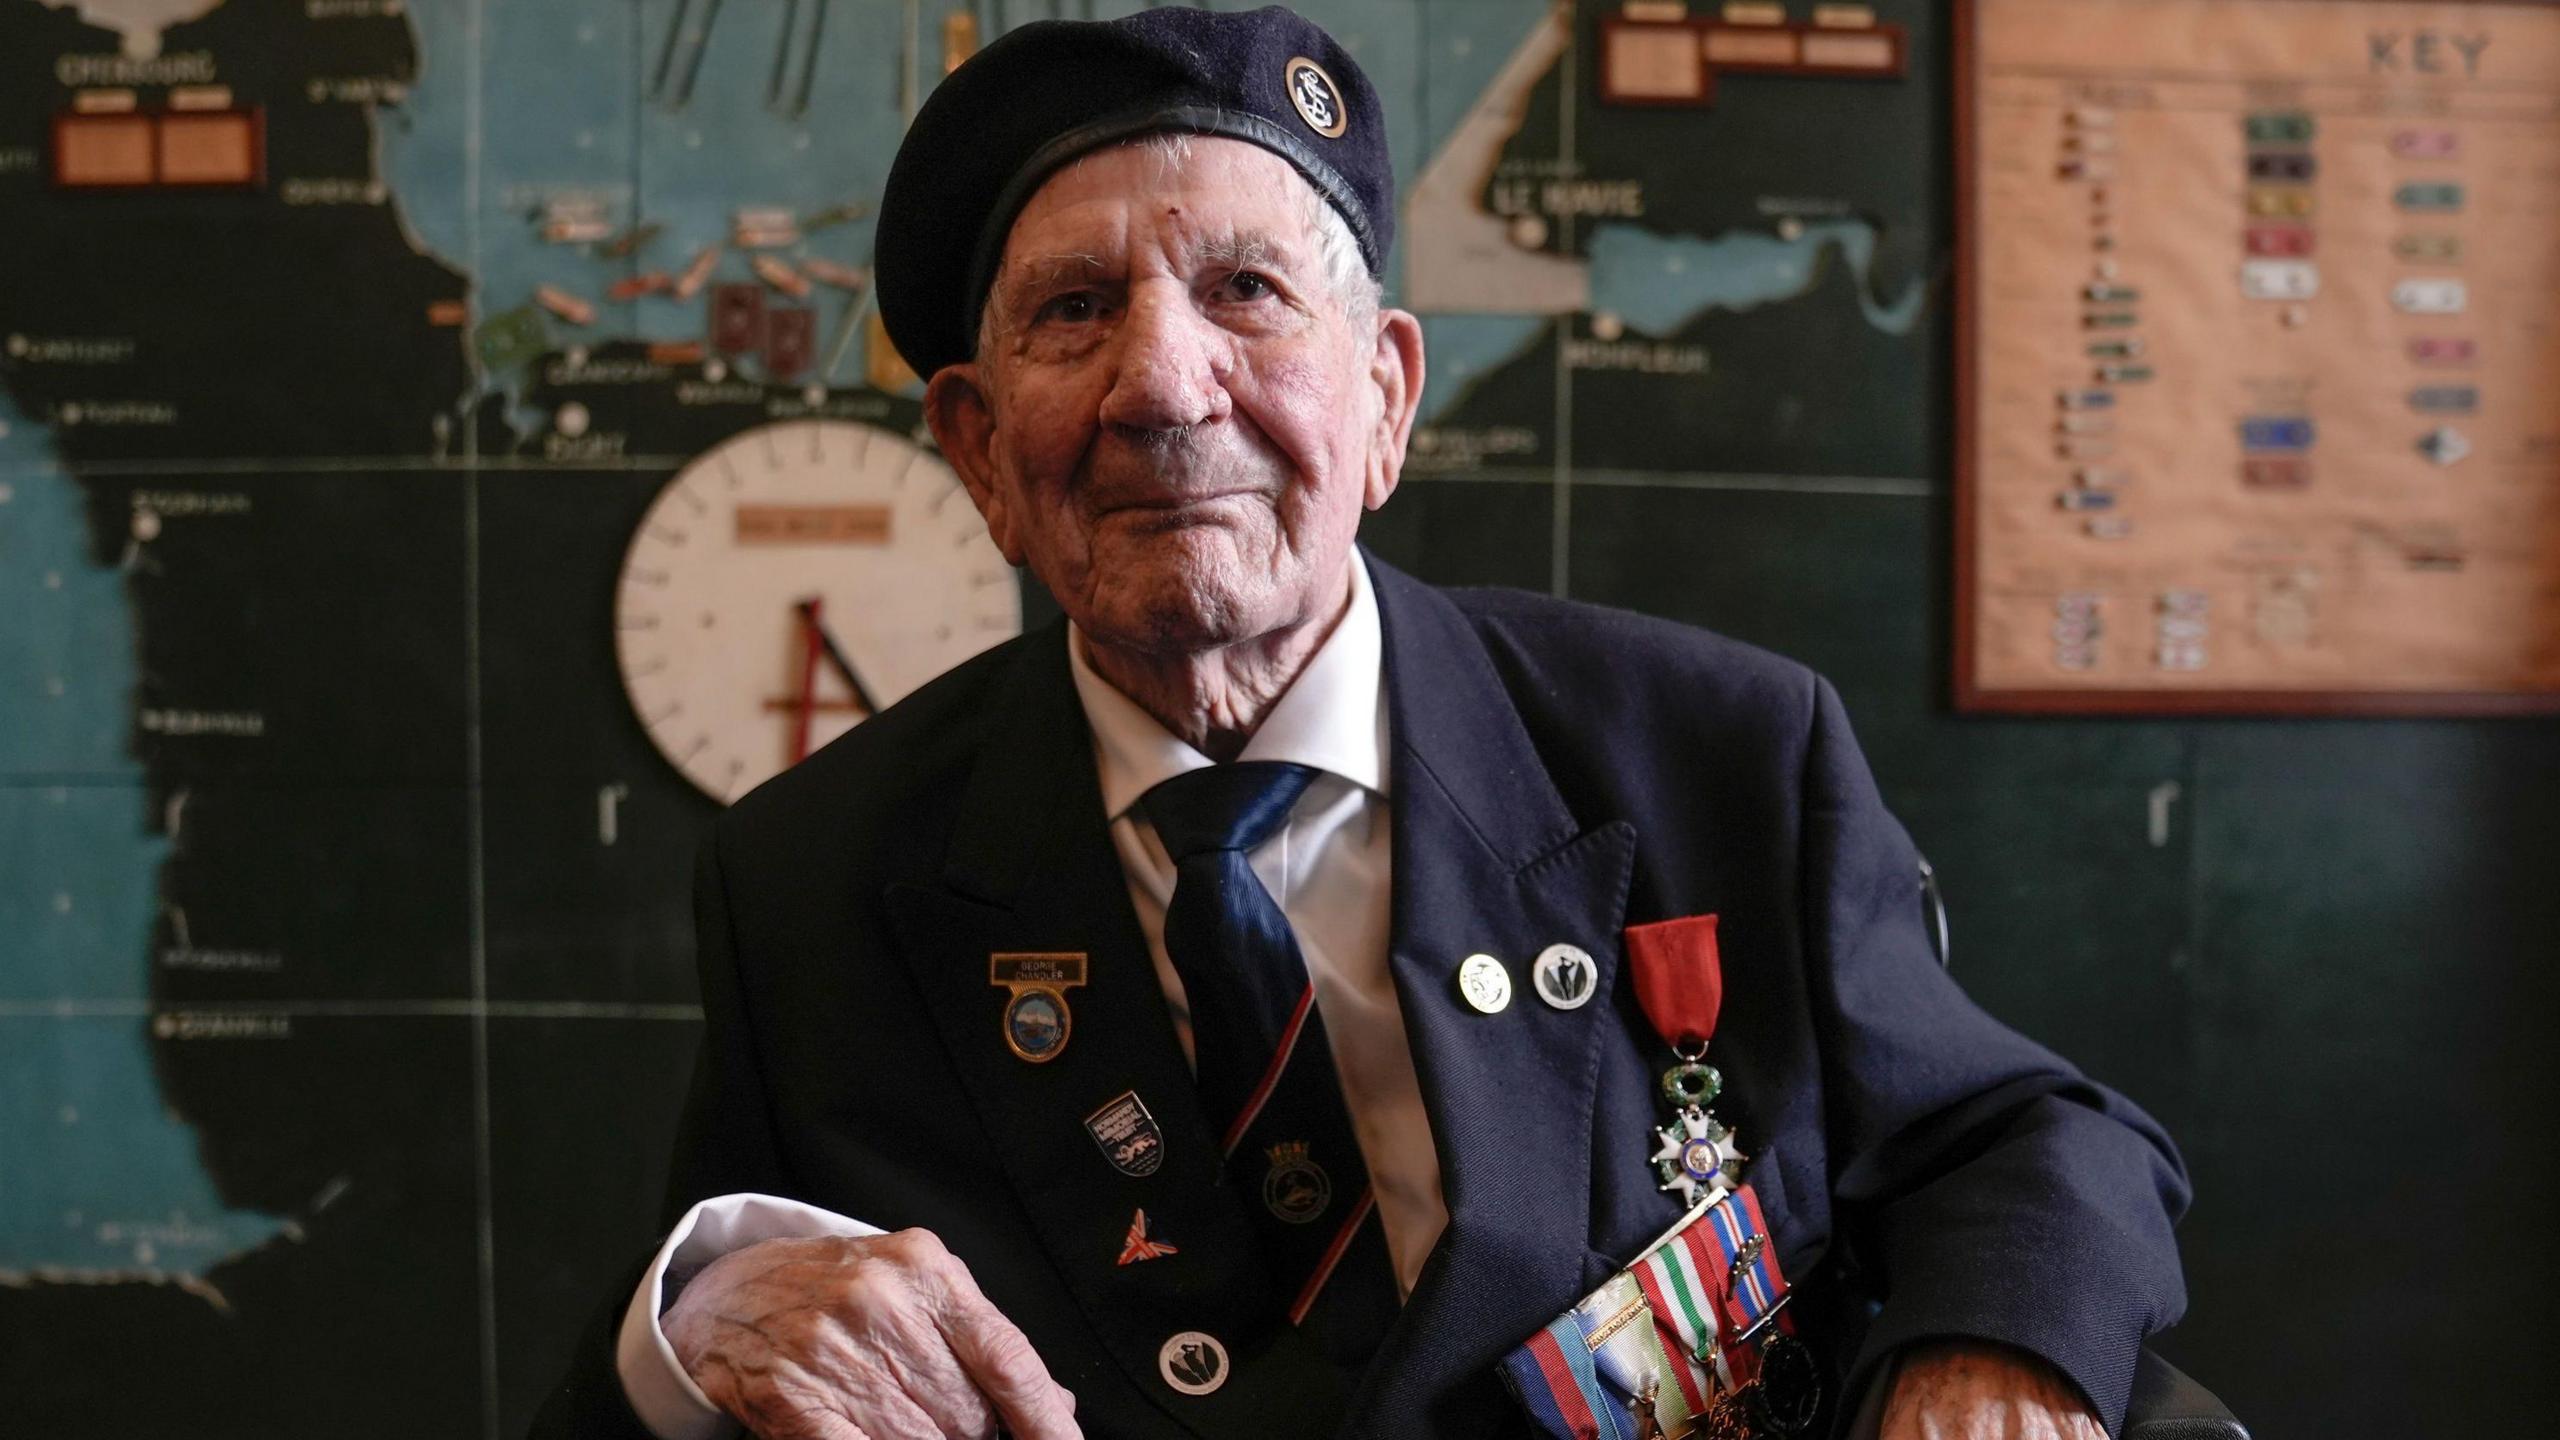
[614,418,1022,801]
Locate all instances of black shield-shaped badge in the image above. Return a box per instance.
[1085,1089,1166,1177]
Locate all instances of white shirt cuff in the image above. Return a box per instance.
[615,1193,886,1440]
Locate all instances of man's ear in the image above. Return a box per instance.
[1363,308,1425,512]
[923,362,1026,565]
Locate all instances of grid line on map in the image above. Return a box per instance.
[0,1000,708,1020]
[1549,11,1576,600]
[460,0,500,1431]
[0,455,1942,494]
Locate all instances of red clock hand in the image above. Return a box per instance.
[764,597,884,767]
[789,596,826,766]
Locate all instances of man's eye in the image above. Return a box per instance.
[1038,293,1101,324]
[1213,271,1275,303]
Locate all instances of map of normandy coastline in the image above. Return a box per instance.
[1406,3,1926,427]
[2,0,287,1296]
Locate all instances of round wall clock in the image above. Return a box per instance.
[614,418,1022,802]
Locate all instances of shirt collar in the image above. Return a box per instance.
[1067,552,1388,822]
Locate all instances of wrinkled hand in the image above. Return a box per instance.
[662,1228,1082,1440]
[1880,1341,2106,1440]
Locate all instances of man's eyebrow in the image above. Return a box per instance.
[997,251,1108,298]
[1198,230,1297,271]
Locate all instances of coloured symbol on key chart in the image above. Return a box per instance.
[1959,0,2560,710]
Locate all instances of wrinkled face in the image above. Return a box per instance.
[925,137,1422,658]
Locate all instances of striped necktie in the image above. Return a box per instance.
[1144,761,1399,1372]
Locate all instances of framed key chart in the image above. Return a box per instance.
[1953,0,2560,714]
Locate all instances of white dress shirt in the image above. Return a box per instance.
[617,555,1447,1439]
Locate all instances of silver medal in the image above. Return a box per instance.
[1651,1104,1744,1206]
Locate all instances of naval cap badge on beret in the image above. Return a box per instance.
[874,4,1393,381]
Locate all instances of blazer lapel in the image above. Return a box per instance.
[881,625,1349,1438]
[1344,558,1640,1437]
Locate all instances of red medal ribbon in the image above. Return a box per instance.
[1623,914,1724,1051]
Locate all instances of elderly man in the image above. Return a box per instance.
[535,8,2187,1440]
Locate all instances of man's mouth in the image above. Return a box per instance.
[1105,486,1262,514]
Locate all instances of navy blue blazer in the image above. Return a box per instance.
[534,554,2189,1439]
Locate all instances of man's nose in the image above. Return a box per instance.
[1097,287,1232,433]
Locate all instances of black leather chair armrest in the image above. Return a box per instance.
[2123,1347,2248,1440]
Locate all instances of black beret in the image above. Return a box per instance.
[874,4,1392,380]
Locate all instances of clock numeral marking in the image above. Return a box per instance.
[645,524,688,545]
[678,733,712,763]
[677,484,709,515]
[597,782,629,846]
[618,614,661,632]
[627,655,669,679]
[722,454,743,490]
[642,700,684,728]
[628,566,670,587]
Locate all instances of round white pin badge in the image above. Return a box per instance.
[1158,1331,1230,1396]
[1532,943,1598,1010]
[1455,953,1513,1014]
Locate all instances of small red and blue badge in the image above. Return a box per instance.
[1117,1208,1178,1266]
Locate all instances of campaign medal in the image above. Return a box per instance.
[1704,1190,1821,1438]
[1744,1332,1822,1436]
[1629,1371,1668,1440]
[1498,1181,1823,1440]
[989,952,1087,1063]
[1623,916,1745,1204]
[1696,1307,1819,1439]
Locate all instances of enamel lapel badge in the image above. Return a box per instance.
[989,952,1087,1063]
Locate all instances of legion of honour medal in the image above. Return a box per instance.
[1624,917,1745,1205]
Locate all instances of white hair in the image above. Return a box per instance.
[975,129,1381,356]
